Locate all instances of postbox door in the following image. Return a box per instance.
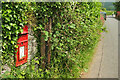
[16,41,28,67]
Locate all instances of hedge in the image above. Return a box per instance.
[2,2,104,78]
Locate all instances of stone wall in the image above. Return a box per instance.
[28,25,37,61]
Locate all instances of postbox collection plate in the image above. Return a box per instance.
[19,46,25,59]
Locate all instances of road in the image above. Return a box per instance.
[81,16,119,78]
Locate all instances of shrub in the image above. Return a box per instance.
[2,2,104,78]
[106,11,114,15]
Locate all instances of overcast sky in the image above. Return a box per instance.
[100,0,118,2]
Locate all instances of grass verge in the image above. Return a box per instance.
[80,38,101,77]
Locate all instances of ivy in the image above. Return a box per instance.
[2,2,104,78]
[2,2,28,66]
[50,2,103,78]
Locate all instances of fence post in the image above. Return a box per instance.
[48,18,52,66]
[40,25,46,68]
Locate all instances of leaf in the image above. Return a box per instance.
[15,5,18,8]
[76,9,80,12]
[43,31,48,36]
[53,34,56,38]
[45,69,50,74]
[6,25,11,30]
[43,31,49,41]
[21,71,25,75]
[20,23,24,27]
[84,68,88,72]
[69,24,75,29]
[15,45,18,48]
[15,30,19,34]
[11,41,15,44]
[84,25,88,28]
[39,68,42,72]
[7,9,12,13]
[10,23,13,26]
[32,65,35,70]
[20,28,23,33]
[18,75,23,78]
[35,60,39,64]
[8,35,11,40]
[81,42,83,45]
[5,17,10,21]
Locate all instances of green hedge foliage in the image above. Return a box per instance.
[2,2,28,66]
[106,11,114,15]
[2,2,104,78]
[50,2,103,78]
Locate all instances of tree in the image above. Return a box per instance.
[113,1,120,11]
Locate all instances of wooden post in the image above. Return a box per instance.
[48,18,52,65]
[40,18,52,68]
[40,25,46,68]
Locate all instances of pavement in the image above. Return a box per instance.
[81,16,119,78]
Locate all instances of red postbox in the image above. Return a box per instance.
[16,25,28,67]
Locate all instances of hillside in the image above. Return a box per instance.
[102,2,115,11]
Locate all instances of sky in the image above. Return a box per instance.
[100,0,118,2]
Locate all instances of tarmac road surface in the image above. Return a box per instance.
[82,16,119,78]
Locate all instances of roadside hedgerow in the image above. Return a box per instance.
[2,2,104,78]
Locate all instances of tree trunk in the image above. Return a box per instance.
[48,18,52,65]
[40,25,46,68]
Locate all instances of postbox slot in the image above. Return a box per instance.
[18,40,28,44]
[17,34,28,43]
